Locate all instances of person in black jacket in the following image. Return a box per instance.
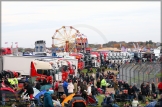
[123,82,129,90]
[96,79,101,88]
[152,82,156,94]
[96,71,99,79]
[146,82,150,97]
[140,83,144,92]
[132,83,138,98]
[141,85,147,103]
[91,85,98,104]
[23,81,34,99]
[81,81,87,100]
[128,85,135,101]
[138,92,144,102]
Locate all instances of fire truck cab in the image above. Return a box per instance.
[1,48,12,55]
[70,53,84,71]
[31,60,54,84]
[90,52,101,68]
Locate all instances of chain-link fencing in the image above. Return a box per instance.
[119,62,161,88]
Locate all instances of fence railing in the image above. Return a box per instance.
[119,62,161,88]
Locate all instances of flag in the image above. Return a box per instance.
[5,42,8,44]
[121,46,126,52]
[137,43,139,51]
[133,43,136,49]
[100,44,103,48]
[15,42,18,44]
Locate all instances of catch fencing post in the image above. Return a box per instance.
[138,66,144,87]
[121,64,127,81]
[148,63,155,82]
[129,64,136,85]
[133,65,140,84]
[125,64,131,82]
[143,67,149,83]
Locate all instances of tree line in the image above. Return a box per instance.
[0,40,161,53]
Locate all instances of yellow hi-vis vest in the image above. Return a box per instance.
[8,79,15,85]
[13,78,18,85]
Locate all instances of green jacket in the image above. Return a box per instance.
[101,79,107,86]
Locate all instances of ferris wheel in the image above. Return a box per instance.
[52,26,80,52]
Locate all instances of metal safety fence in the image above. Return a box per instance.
[119,62,162,88]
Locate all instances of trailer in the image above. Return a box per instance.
[2,56,49,76]
[0,55,55,83]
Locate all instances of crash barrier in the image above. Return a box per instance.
[119,62,161,88]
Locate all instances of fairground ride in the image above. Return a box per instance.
[52,26,88,53]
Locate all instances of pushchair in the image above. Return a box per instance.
[64,97,86,107]
[86,95,98,106]
[20,91,37,107]
[18,88,43,107]
[97,88,103,94]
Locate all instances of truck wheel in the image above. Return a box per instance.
[5,72,12,78]
[72,65,76,70]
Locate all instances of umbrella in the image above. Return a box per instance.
[35,90,46,99]
[40,84,52,91]
[34,90,47,106]
[61,93,75,107]
[33,88,40,97]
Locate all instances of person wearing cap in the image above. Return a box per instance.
[67,80,74,95]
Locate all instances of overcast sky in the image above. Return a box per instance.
[2,1,161,48]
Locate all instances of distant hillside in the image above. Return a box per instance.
[90,40,160,49]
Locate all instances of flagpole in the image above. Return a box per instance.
[11,42,13,54]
